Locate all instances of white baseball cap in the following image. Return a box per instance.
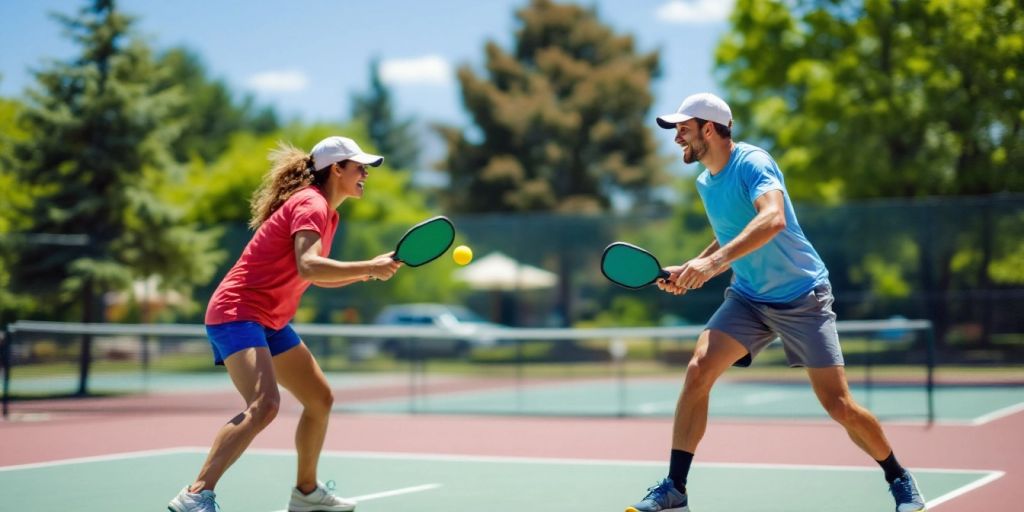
[656,92,732,129]
[311,136,384,170]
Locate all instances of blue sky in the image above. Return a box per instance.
[1,0,733,159]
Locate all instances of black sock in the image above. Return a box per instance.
[876,451,906,484]
[668,450,693,493]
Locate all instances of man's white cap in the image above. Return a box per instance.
[311,136,384,170]
[656,92,732,129]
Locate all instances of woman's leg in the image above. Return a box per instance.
[272,343,334,493]
[190,347,281,491]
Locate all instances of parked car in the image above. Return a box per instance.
[373,303,503,357]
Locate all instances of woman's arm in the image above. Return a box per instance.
[311,276,370,288]
[293,230,401,282]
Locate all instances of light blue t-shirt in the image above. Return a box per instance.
[695,142,828,303]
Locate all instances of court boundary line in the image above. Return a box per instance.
[2,446,1002,476]
[968,400,1024,425]
[926,470,1006,508]
[0,446,1004,510]
[0,447,194,472]
[268,483,442,512]
[229,448,1012,511]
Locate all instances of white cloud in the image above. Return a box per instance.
[380,55,453,86]
[655,0,735,24]
[245,70,309,93]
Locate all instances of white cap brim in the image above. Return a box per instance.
[656,113,693,129]
[350,153,384,167]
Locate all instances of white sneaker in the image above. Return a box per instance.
[168,486,219,512]
[288,480,356,512]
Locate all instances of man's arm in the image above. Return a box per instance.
[675,190,786,290]
[658,238,732,295]
[695,239,731,278]
[696,239,718,258]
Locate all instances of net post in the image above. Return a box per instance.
[407,338,418,414]
[515,337,524,413]
[610,337,627,418]
[925,321,936,426]
[2,325,13,419]
[865,329,874,412]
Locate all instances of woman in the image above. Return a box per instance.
[169,136,402,512]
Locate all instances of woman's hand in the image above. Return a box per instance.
[368,251,402,281]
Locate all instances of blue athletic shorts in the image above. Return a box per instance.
[205,321,302,365]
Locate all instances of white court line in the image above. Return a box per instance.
[1,446,1004,478]
[241,447,1001,475]
[741,391,789,405]
[268,483,441,512]
[968,400,1024,426]
[0,446,1005,509]
[927,470,1005,509]
[0,446,192,472]
[636,401,674,414]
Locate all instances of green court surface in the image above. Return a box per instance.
[0,449,999,512]
[338,380,1024,424]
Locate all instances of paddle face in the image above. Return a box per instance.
[601,242,670,289]
[393,216,455,267]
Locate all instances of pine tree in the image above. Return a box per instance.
[436,0,664,213]
[351,58,420,171]
[155,47,279,163]
[9,0,222,392]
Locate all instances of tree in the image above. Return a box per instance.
[0,97,37,324]
[714,0,1024,346]
[716,0,1024,200]
[351,58,420,171]
[8,0,222,391]
[436,0,664,213]
[155,48,278,163]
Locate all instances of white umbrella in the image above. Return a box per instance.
[104,275,185,306]
[454,251,557,291]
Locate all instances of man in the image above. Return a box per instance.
[625,93,926,512]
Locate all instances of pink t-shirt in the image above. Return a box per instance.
[206,186,339,329]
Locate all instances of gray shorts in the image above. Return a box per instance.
[706,282,844,368]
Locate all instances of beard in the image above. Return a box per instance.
[682,133,708,164]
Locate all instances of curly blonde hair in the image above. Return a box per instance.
[249,142,331,229]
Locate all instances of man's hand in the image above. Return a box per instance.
[674,254,724,291]
[658,264,689,295]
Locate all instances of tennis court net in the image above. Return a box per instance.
[2,319,936,422]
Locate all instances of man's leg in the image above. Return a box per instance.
[625,329,749,512]
[806,366,891,459]
[673,329,749,453]
[807,366,926,511]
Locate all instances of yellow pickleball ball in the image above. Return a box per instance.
[452,245,473,265]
